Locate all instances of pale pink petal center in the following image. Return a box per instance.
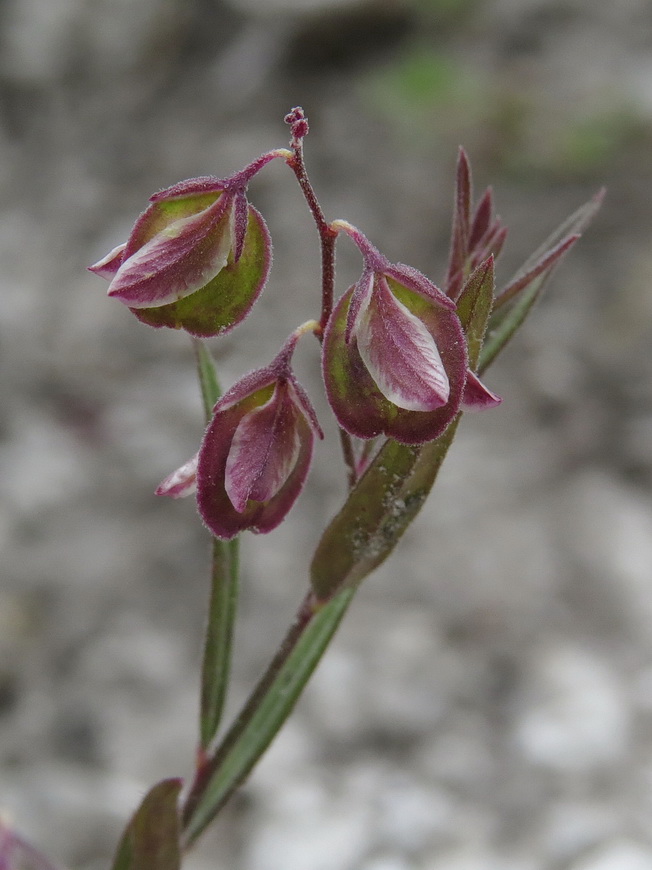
[224,384,302,513]
[107,197,231,308]
[356,278,450,412]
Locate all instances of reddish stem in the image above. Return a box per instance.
[284,108,337,333]
[283,108,357,489]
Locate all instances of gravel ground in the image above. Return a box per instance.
[1,1,652,868]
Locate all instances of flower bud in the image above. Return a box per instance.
[323,239,469,444]
[89,174,271,337]
[184,335,322,539]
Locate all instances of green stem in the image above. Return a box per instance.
[199,537,240,749]
[192,338,221,419]
[181,585,356,847]
[191,337,241,749]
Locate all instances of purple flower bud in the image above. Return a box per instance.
[89,173,272,338]
[193,336,322,539]
[323,229,469,445]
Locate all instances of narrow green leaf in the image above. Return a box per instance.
[515,188,604,277]
[311,418,459,601]
[182,587,355,846]
[191,339,241,749]
[455,255,495,369]
[492,234,578,311]
[478,190,604,374]
[445,147,473,297]
[479,274,547,374]
[111,779,183,870]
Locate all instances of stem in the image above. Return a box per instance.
[191,338,241,749]
[181,585,356,847]
[285,133,337,333]
[283,111,358,487]
[199,537,240,749]
[339,429,358,490]
[192,338,221,420]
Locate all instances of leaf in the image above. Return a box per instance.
[455,255,495,369]
[468,187,493,252]
[478,190,604,374]
[310,420,459,601]
[183,587,355,846]
[518,188,604,276]
[493,234,579,310]
[111,779,183,870]
[445,147,472,297]
[133,206,271,338]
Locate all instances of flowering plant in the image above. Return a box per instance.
[4,107,601,870]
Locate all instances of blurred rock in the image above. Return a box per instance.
[570,841,652,870]
[513,644,629,772]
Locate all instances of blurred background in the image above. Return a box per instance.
[1,0,652,868]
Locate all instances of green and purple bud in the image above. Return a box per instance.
[323,223,499,445]
[159,327,322,539]
[88,152,287,337]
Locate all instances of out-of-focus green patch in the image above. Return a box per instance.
[549,107,647,176]
[360,46,485,140]
[498,103,651,184]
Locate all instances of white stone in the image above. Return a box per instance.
[244,773,373,870]
[375,775,452,852]
[514,644,629,771]
[555,471,652,642]
[542,800,619,863]
[359,857,410,870]
[570,841,652,870]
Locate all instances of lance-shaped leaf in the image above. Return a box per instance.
[310,421,460,601]
[479,189,604,373]
[445,147,472,298]
[111,779,182,870]
[456,255,495,370]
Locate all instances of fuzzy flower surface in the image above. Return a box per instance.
[159,333,322,540]
[88,156,282,337]
[323,225,480,444]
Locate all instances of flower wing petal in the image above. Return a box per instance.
[88,243,126,279]
[224,383,302,512]
[155,453,198,498]
[108,196,231,308]
[356,277,450,412]
[461,369,502,411]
